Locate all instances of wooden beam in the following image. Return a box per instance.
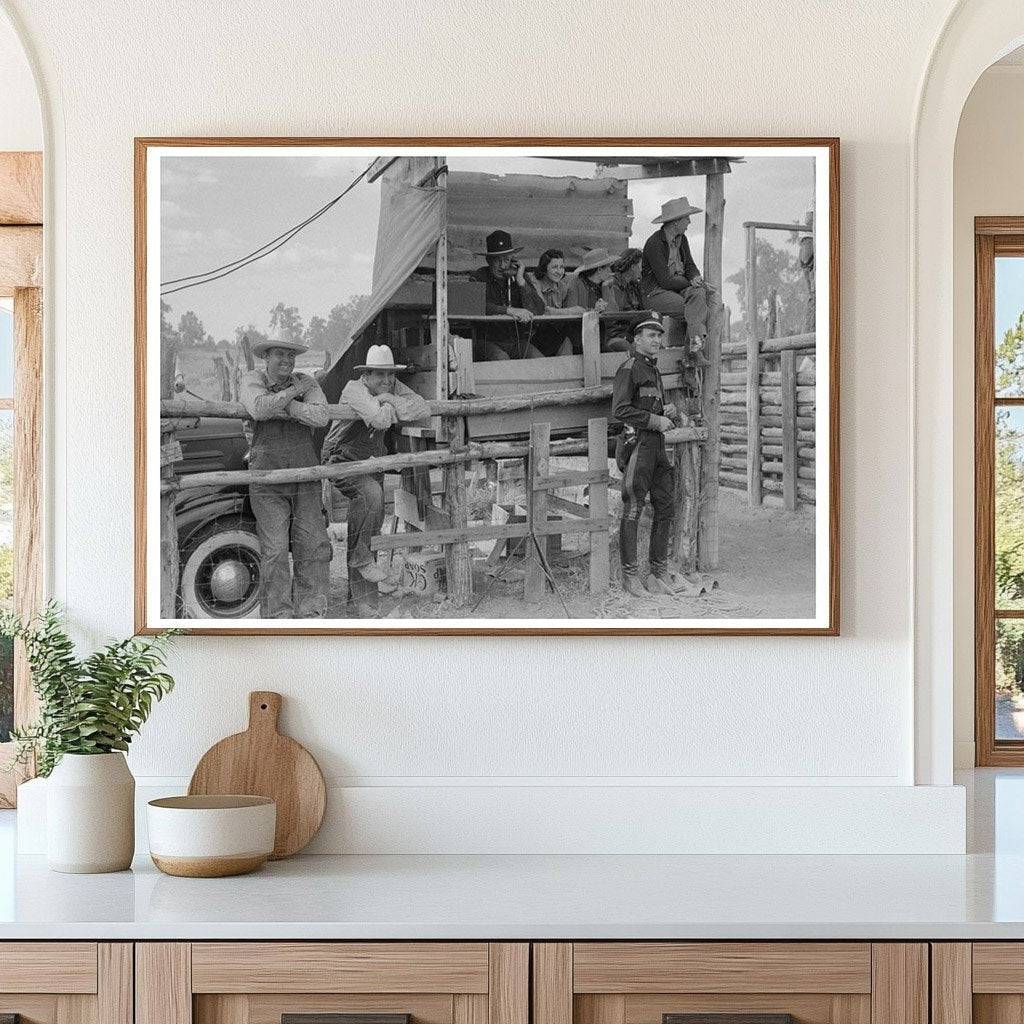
[0,226,42,293]
[781,348,798,510]
[525,422,551,601]
[0,153,42,225]
[588,417,610,593]
[744,223,762,506]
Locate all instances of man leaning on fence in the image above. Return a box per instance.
[240,334,332,618]
[321,345,430,615]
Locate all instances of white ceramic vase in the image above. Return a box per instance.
[46,752,135,873]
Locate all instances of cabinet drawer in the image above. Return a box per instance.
[191,943,490,993]
[0,942,130,1024]
[572,943,872,994]
[0,942,98,993]
[139,942,528,1024]
[534,943,925,1024]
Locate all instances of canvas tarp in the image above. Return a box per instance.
[348,156,445,344]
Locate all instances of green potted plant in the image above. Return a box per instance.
[2,603,177,873]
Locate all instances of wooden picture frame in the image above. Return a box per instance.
[975,217,1024,765]
[135,137,840,636]
[0,151,43,806]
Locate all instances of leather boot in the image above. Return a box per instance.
[646,572,675,595]
[622,571,647,598]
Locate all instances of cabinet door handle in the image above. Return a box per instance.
[664,1016,797,1024]
[283,1015,412,1024]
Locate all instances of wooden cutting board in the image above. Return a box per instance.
[188,691,326,859]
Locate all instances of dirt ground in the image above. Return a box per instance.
[331,486,816,622]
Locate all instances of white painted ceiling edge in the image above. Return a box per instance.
[0,0,1017,791]
[912,0,1024,785]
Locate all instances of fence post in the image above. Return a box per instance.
[588,417,609,594]
[442,415,473,604]
[744,223,762,506]
[159,423,182,618]
[781,348,798,511]
[581,311,601,388]
[525,421,551,601]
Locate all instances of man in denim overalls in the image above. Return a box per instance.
[240,337,332,618]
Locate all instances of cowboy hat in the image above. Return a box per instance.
[574,247,616,274]
[474,229,523,257]
[354,344,408,373]
[633,311,666,335]
[652,196,703,224]
[251,333,309,357]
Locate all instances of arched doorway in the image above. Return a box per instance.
[914,0,1024,784]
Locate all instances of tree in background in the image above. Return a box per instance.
[726,238,805,340]
[178,309,209,349]
[235,324,269,353]
[324,295,370,354]
[269,302,304,344]
[995,312,1024,693]
[304,314,328,352]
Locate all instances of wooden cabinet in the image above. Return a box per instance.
[533,943,928,1024]
[136,943,528,1024]
[0,942,132,1024]
[931,943,1024,1024]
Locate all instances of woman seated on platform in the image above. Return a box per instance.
[602,248,646,352]
[564,248,618,313]
[526,249,586,315]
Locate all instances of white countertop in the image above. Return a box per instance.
[1,849,1024,940]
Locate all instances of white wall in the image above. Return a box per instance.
[0,10,39,151]
[952,64,1024,768]
[0,0,974,851]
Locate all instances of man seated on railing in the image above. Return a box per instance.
[470,229,545,360]
[240,334,332,619]
[641,197,712,351]
[321,345,430,614]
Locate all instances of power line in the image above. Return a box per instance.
[159,160,375,297]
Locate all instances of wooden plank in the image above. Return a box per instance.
[576,997,624,1024]
[489,944,528,1024]
[534,944,573,1024]
[534,468,609,492]
[372,522,528,551]
[699,253,723,572]
[98,945,133,1024]
[452,334,475,395]
[4,287,42,802]
[454,995,488,1024]
[582,311,601,388]
[0,152,43,224]
[588,418,610,594]
[573,943,871,994]
[191,943,489,994]
[0,226,42,292]
[547,493,591,518]
[136,944,191,1024]
[535,516,611,537]
[744,224,762,506]
[193,995,248,1024]
[931,945,971,1024]
[0,943,97,994]
[831,996,872,1024]
[526,422,551,601]
[781,348,798,510]
[870,945,927,1024]
[971,943,1024,991]
[759,333,815,354]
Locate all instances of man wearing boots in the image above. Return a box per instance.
[612,312,694,598]
[321,344,430,614]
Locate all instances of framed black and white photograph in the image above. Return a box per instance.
[135,138,839,635]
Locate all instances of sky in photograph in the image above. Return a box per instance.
[159,152,816,341]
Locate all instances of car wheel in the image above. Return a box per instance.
[179,519,261,619]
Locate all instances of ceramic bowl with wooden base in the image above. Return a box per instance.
[147,795,276,877]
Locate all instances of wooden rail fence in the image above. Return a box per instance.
[157,389,708,614]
